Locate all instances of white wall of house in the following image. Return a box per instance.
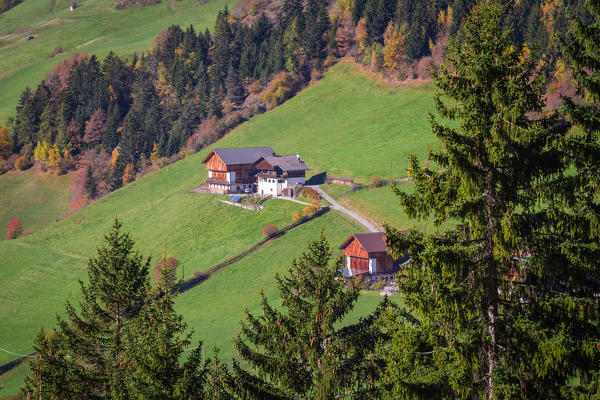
[343,256,353,277]
[227,171,236,183]
[208,170,213,178]
[369,258,377,274]
[258,177,283,196]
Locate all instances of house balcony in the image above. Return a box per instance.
[206,177,256,186]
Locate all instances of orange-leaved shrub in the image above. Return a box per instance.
[301,186,321,201]
[7,217,22,240]
[292,211,302,223]
[15,155,32,171]
[262,224,278,238]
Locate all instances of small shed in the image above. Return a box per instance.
[327,177,354,186]
[338,232,406,276]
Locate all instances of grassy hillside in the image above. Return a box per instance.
[0,0,230,120]
[0,209,380,396]
[175,210,382,362]
[0,166,72,239]
[213,62,437,183]
[0,151,307,368]
[0,58,435,396]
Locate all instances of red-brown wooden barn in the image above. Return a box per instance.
[338,232,407,276]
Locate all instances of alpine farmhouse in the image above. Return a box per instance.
[338,232,409,277]
[201,147,309,196]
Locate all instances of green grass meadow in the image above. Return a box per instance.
[0,166,72,239]
[210,62,438,183]
[0,0,231,121]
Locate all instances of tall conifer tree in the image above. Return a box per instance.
[123,258,207,399]
[55,217,151,398]
[232,232,387,400]
[382,1,582,398]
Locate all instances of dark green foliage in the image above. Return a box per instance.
[232,232,387,400]
[226,64,245,106]
[85,164,97,198]
[20,219,215,399]
[395,1,440,61]
[382,1,593,398]
[28,217,152,398]
[103,102,120,152]
[364,0,397,44]
[551,0,600,395]
[20,327,70,399]
[123,261,207,400]
[111,152,126,190]
[303,0,330,60]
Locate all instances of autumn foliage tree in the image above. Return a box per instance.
[335,10,355,56]
[383,21,406,73]
[0,125,11,160]
[6,217,22,239]
[152,256,178,285]
[122,163,136,185]
[83,108,107,144]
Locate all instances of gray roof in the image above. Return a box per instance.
[208,147,275,165]
[262,155,310,172]
[339,232,388,253]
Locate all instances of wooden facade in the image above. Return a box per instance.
[339,232,400,276]
[205,153,227,172]
[205,153,256,182]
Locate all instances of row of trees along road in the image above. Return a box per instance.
[19,0,600,398]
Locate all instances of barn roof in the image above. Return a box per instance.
[257,155,310,172]
[339,232,388,254]
[201,147,275,165]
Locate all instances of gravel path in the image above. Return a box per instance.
[310,186,379,232]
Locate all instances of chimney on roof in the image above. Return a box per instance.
[296,154,300,161]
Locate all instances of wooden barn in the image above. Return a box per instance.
[201,147,275,193]
[338,232,407,276]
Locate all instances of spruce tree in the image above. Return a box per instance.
[549,0,600,395]
[123,258,207,400]
[21,327,70,399]
[303,0,330,61]
[55,217,151,398]
[232,232,387,400]
[382,1,579,398]
[103,102,120,152]
[226,64,245,106]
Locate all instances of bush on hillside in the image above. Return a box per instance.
[301,186,321,201]
[262,224,278,238]
[7,217,22,240]
[373,279,386,291]
[153,257,178,285]
[0,159,7,175]
[292,211,302,223]
[6,154,18,170]
[15,155,32,171]
[262,72,298,110]
[370,175,386,187]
